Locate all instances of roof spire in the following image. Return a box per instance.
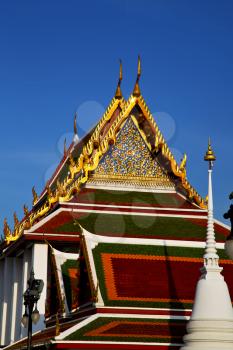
[114,59,123,99]
[133,55,141,97]
[73,112,79,144]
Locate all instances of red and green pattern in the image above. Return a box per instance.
[65,317,186,344]
[93,243,233,308]
[35,211,227,242]
[61,259,80,310]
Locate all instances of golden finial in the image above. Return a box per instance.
[133,55,141,97]
[55,313,60,336]
[64,138,67,157]
[23,204,29,217]
[74,113,77,135]
[32,186,38,205]
[13,212,19,228]
[204,138,216,162]
[3,218,11,238]
[115,59,123,99]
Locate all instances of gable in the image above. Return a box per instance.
[92,116,173,188]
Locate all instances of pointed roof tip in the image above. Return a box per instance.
[119,59,123,81]
[115,59,123,99]
[137,55,141,78]
[133,55,141,97]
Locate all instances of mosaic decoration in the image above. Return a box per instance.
[94,117,172,181]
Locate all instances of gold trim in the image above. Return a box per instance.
[5,91,206,244]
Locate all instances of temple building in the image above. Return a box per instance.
[0,59,232,350]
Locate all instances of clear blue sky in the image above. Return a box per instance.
[0,0,233,233]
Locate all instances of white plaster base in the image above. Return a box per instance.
[182,319,233,349]
[181,267,233,350]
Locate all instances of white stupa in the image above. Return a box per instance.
[181,140,233,350]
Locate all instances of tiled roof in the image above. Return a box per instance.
[92,242,233,308]
[34,209,228,242]
[75,188,198,209]
[64,316,186,345]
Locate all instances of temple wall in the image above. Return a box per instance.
[0,259,4,344]
[0,243,48,346]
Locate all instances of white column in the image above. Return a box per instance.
[10,257,23,343]
[31,243,48,332]
[0,257,14,346]
[0,259,5,346]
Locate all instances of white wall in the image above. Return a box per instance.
[0,243,48,346]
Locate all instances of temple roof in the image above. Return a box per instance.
[2,60,219,245]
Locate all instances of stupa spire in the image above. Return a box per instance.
[203,138,218,266]
[133,55,141,97]
[114,59,123,99]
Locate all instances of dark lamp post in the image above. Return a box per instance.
[223,193,233,260]
[225,236,233,260]
[21,269,44,350]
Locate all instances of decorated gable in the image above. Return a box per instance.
[92,116,173,188]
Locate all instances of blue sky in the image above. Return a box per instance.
[0,0,233,233]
